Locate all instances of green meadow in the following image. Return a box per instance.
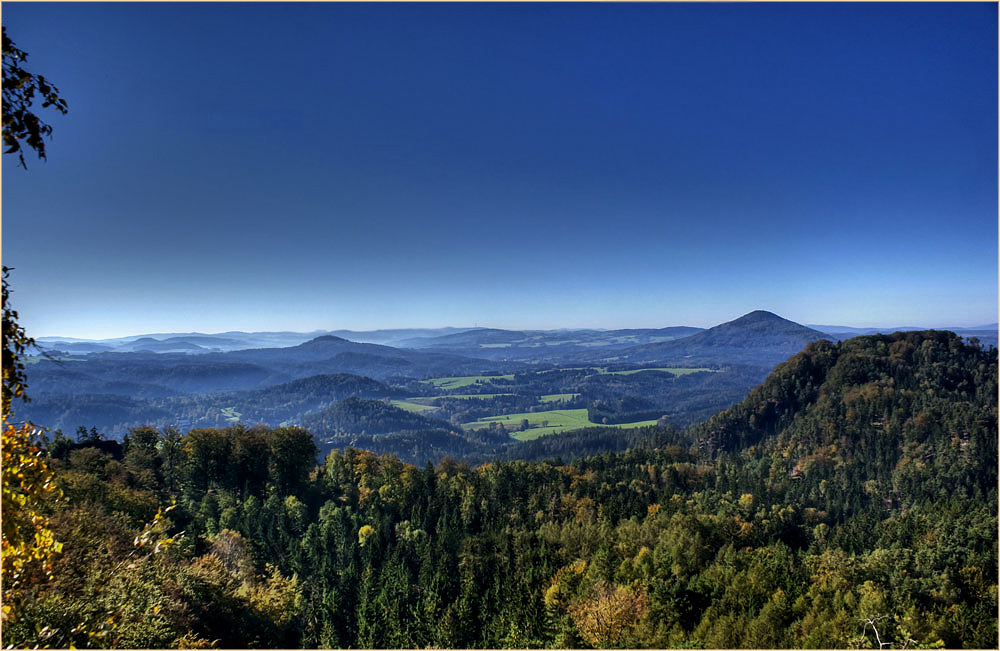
[603,367,713,376]
[462,408,662,441]
[443,393,514,400]
[540,393,579,402]
[407,367,710,440]
[390,400,439,414]
[422,374,516,390]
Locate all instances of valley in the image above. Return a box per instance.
[20,311,997,467]
[11,322,996,649]
[12,307,1000,649]
[462,408,662,441]
[19,312,818,460]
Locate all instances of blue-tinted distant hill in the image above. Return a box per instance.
[16,394,175,434]
[812,323,998,349]
[230,373,402,422]
[36,327,477,354]
[405,328,530,346]
[26,355,292,395]
[18,372,404,438]
[37,320,993,357]
[605,311,829,367]
[299,397,453,436]
[216,335,512,377]
[36,330,335,354]
[117,337,210,353]
[26,335,510,398]
[38,341,116,354]
[395,326,704,361]
[327,327,474,345]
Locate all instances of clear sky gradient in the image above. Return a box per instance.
[2,3,996,338]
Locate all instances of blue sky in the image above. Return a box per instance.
[2,2,996,338]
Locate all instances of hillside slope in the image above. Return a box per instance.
[613,310,828,366]
[397,326,706,361]
[691,330,997,507]
[26,336,510,401]
[300,397,454,436]
[217,335,510,378]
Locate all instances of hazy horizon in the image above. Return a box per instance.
[31,312,1000,343]
[3,3,996,340]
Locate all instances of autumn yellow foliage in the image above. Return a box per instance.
[1,420,63,623]
[568,580,649,647]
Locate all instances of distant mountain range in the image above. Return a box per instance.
[603,311,829,367]
[26,334,510,397]
[393,326,706,361]
[25,310,996,406]
[810,323,997,342]
[21,310,997,440]
[36,325,706,357]
[36,331,334,353]
[37,318,995,357]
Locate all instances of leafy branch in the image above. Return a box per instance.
[2,26,68,168]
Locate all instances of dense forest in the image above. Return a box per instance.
[23,359,769,441]
[20,311,858,438]
[300,397,453,437]
[4,330,996,648]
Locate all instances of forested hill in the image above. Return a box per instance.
[239,372,398,406]
[687,310,826,347]
[612,310,828,366]
[393,326,706,361]
[25,335,511,400]
[6,330,996,648]
[691,329,998,514]
[693,329,997,461]
[299,397,453,436]
[224,373,401,424]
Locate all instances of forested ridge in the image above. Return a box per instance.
[4,330,997,648]
[300,397,453,437]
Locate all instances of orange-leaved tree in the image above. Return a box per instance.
[568,580,649,647]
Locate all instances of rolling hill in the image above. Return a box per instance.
[608,310,828,366]
[227,373,401,423]
[25,336,510,399]
[215,335,511,378]
[299,397,454,436]
[396,326,705,360]
[689,328,997,508]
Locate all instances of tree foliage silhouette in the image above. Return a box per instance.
[2,26,68,168]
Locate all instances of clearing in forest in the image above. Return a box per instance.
[462,408,662,441]
[422,374,516,390]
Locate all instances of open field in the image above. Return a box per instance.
[462,408,662,441]
[603,367,713,376]
[536,366,592,374]
[444,393,514,400]
[390,399,439,414]
[404,397,440,406]
[422,374,516,390]
[540,393,580,402]
[423,368,709,393]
